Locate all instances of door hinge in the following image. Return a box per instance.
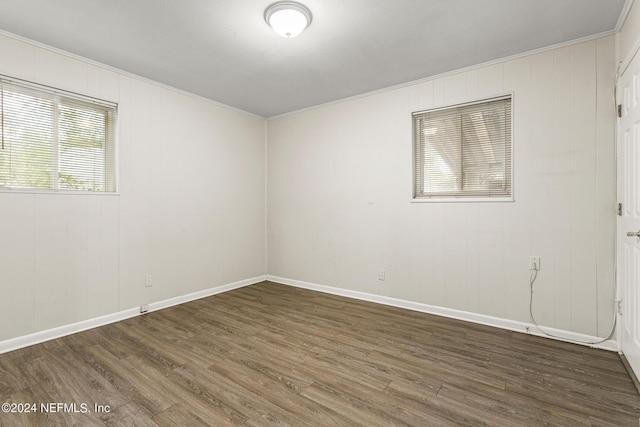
[618,104,623,118]
[618,300,623,316]
[617,202,623,216]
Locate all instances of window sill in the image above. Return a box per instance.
[0,187,119,196]
[411,196,514,203]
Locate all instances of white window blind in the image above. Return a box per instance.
[0,77,117,192]
[413,95,512,200]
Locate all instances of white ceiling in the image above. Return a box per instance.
[0,0,629,117]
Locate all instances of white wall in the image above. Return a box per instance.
[618,0,640,66]
[0,26,621,345]
[268,37,617,337]
[0,32,266,342]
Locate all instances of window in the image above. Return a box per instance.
[0,77,117,192]
[413,95,512,200]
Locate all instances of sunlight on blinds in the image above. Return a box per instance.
[413,96,511,200]
[0,78,116,192]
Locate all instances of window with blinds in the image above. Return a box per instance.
[0,77,117,192]
[413,95,512,200]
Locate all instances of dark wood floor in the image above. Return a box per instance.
[0,281,639,426]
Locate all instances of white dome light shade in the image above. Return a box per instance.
[265,2,312,38]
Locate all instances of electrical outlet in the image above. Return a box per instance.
[145,275,153,287]
[529,256,540,271]
[140,304,149,314]
[378,269,385,281]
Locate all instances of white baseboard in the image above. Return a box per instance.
[0,308,141,355]
[266,275,618,352]
[1,274,615,355]
[0,275,267,355]
[147,275,266,312]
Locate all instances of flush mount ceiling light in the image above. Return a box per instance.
[265,1,312,38]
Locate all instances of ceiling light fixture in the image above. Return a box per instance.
[264,1,312,38]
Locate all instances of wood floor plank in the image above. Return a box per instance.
[177,363,308,427]
[0,281,639,426]
[152,403,209,427]
[20,344,128,411]
[367,347,507,391]
[506,377,640,425]
[309,375,456,427]
[300,382,404,427]
[163,366,249,426]
[223,341,315,394]
[83,345,176,416]
[0,389,42,427]
[100,402,159,427]
[0,358,28,397]
[210,358,356,426]
[436,382,591,427]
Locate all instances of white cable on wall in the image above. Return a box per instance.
[528,268,617,345]
[529,65,620,348]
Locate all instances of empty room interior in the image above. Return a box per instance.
[1,0,640,425]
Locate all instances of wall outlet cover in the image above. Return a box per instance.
[529,256,540,271]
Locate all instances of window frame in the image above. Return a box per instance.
[411,93,514,203]
[0,75,118,195]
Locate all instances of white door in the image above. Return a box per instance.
[618,52,640,379]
